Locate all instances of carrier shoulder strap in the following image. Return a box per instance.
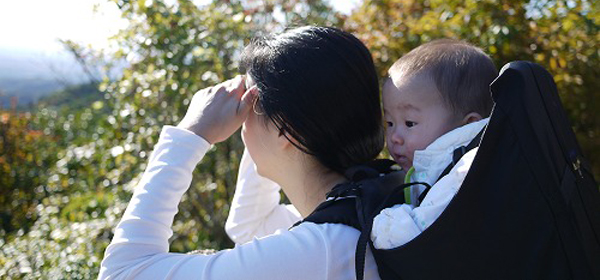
[296,160,432,280]
[294,159,401,230]
[417,128,485,203]
[296,192,361,230]
[298,183,422,280]
[437,127,485,182]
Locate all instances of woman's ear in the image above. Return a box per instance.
[462,112,483,125]
[277,129,309,160]
[276,129,296,152]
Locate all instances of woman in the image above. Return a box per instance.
[99,26,384,279]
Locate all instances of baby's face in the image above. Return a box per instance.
[383,73,462,171]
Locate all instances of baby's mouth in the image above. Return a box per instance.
[396,155,409,163]
[393,154,411,170]
[392,152,405,161]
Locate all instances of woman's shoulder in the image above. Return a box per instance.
[285,221,379,279]
[285,222,363,260]
[255,221,362,257]
[292,221,361,240]
[199,222,363,279]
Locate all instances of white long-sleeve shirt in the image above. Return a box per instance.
[225,150,302,244]
[226,119,488,249]
[98,125,380,280]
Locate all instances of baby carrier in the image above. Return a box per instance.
[297,61,600,279]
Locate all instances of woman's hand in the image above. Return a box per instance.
[177,75,257,144]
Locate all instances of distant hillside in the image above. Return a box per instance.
[0,47,90,108]
[0,78,64,108]
[37,82,102,110]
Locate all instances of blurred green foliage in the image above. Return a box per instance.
[0,0,340,278]
[0,0,598,278]
[346,0,599,177]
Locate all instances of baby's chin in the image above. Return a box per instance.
[393,155,412,172]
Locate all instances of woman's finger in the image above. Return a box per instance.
[224,75,245,96]
[238,86,258,115]
[234,75,246,97]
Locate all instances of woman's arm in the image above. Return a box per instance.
[98,77,337,279]
[98,125,210,279]
[225,149,301,244]
[98,126,340,280]
[98,76,382,280]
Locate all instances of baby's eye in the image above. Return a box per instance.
[386,121,394,128]
[405,121,416,127]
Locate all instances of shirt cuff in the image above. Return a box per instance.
[149,125,212,164]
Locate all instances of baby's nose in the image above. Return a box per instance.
[389,128,404,145]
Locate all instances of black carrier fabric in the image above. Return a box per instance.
[300,61,600,280]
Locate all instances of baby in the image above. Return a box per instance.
[226,39,498,248]
[371,39,497,248]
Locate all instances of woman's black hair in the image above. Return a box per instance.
[240,26,384,174]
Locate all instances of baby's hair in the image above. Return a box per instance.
[389,39,497,118]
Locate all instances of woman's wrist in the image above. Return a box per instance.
[176,122,215,144]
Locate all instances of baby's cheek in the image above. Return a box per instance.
[410,137,430,154]
[384,136,392,148]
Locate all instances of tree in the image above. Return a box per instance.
[101,0,340,251]
[3,0,597,278]
[346,0,600,179]
[1,1,341,278]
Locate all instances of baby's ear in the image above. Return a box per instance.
[462,112,483,125]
